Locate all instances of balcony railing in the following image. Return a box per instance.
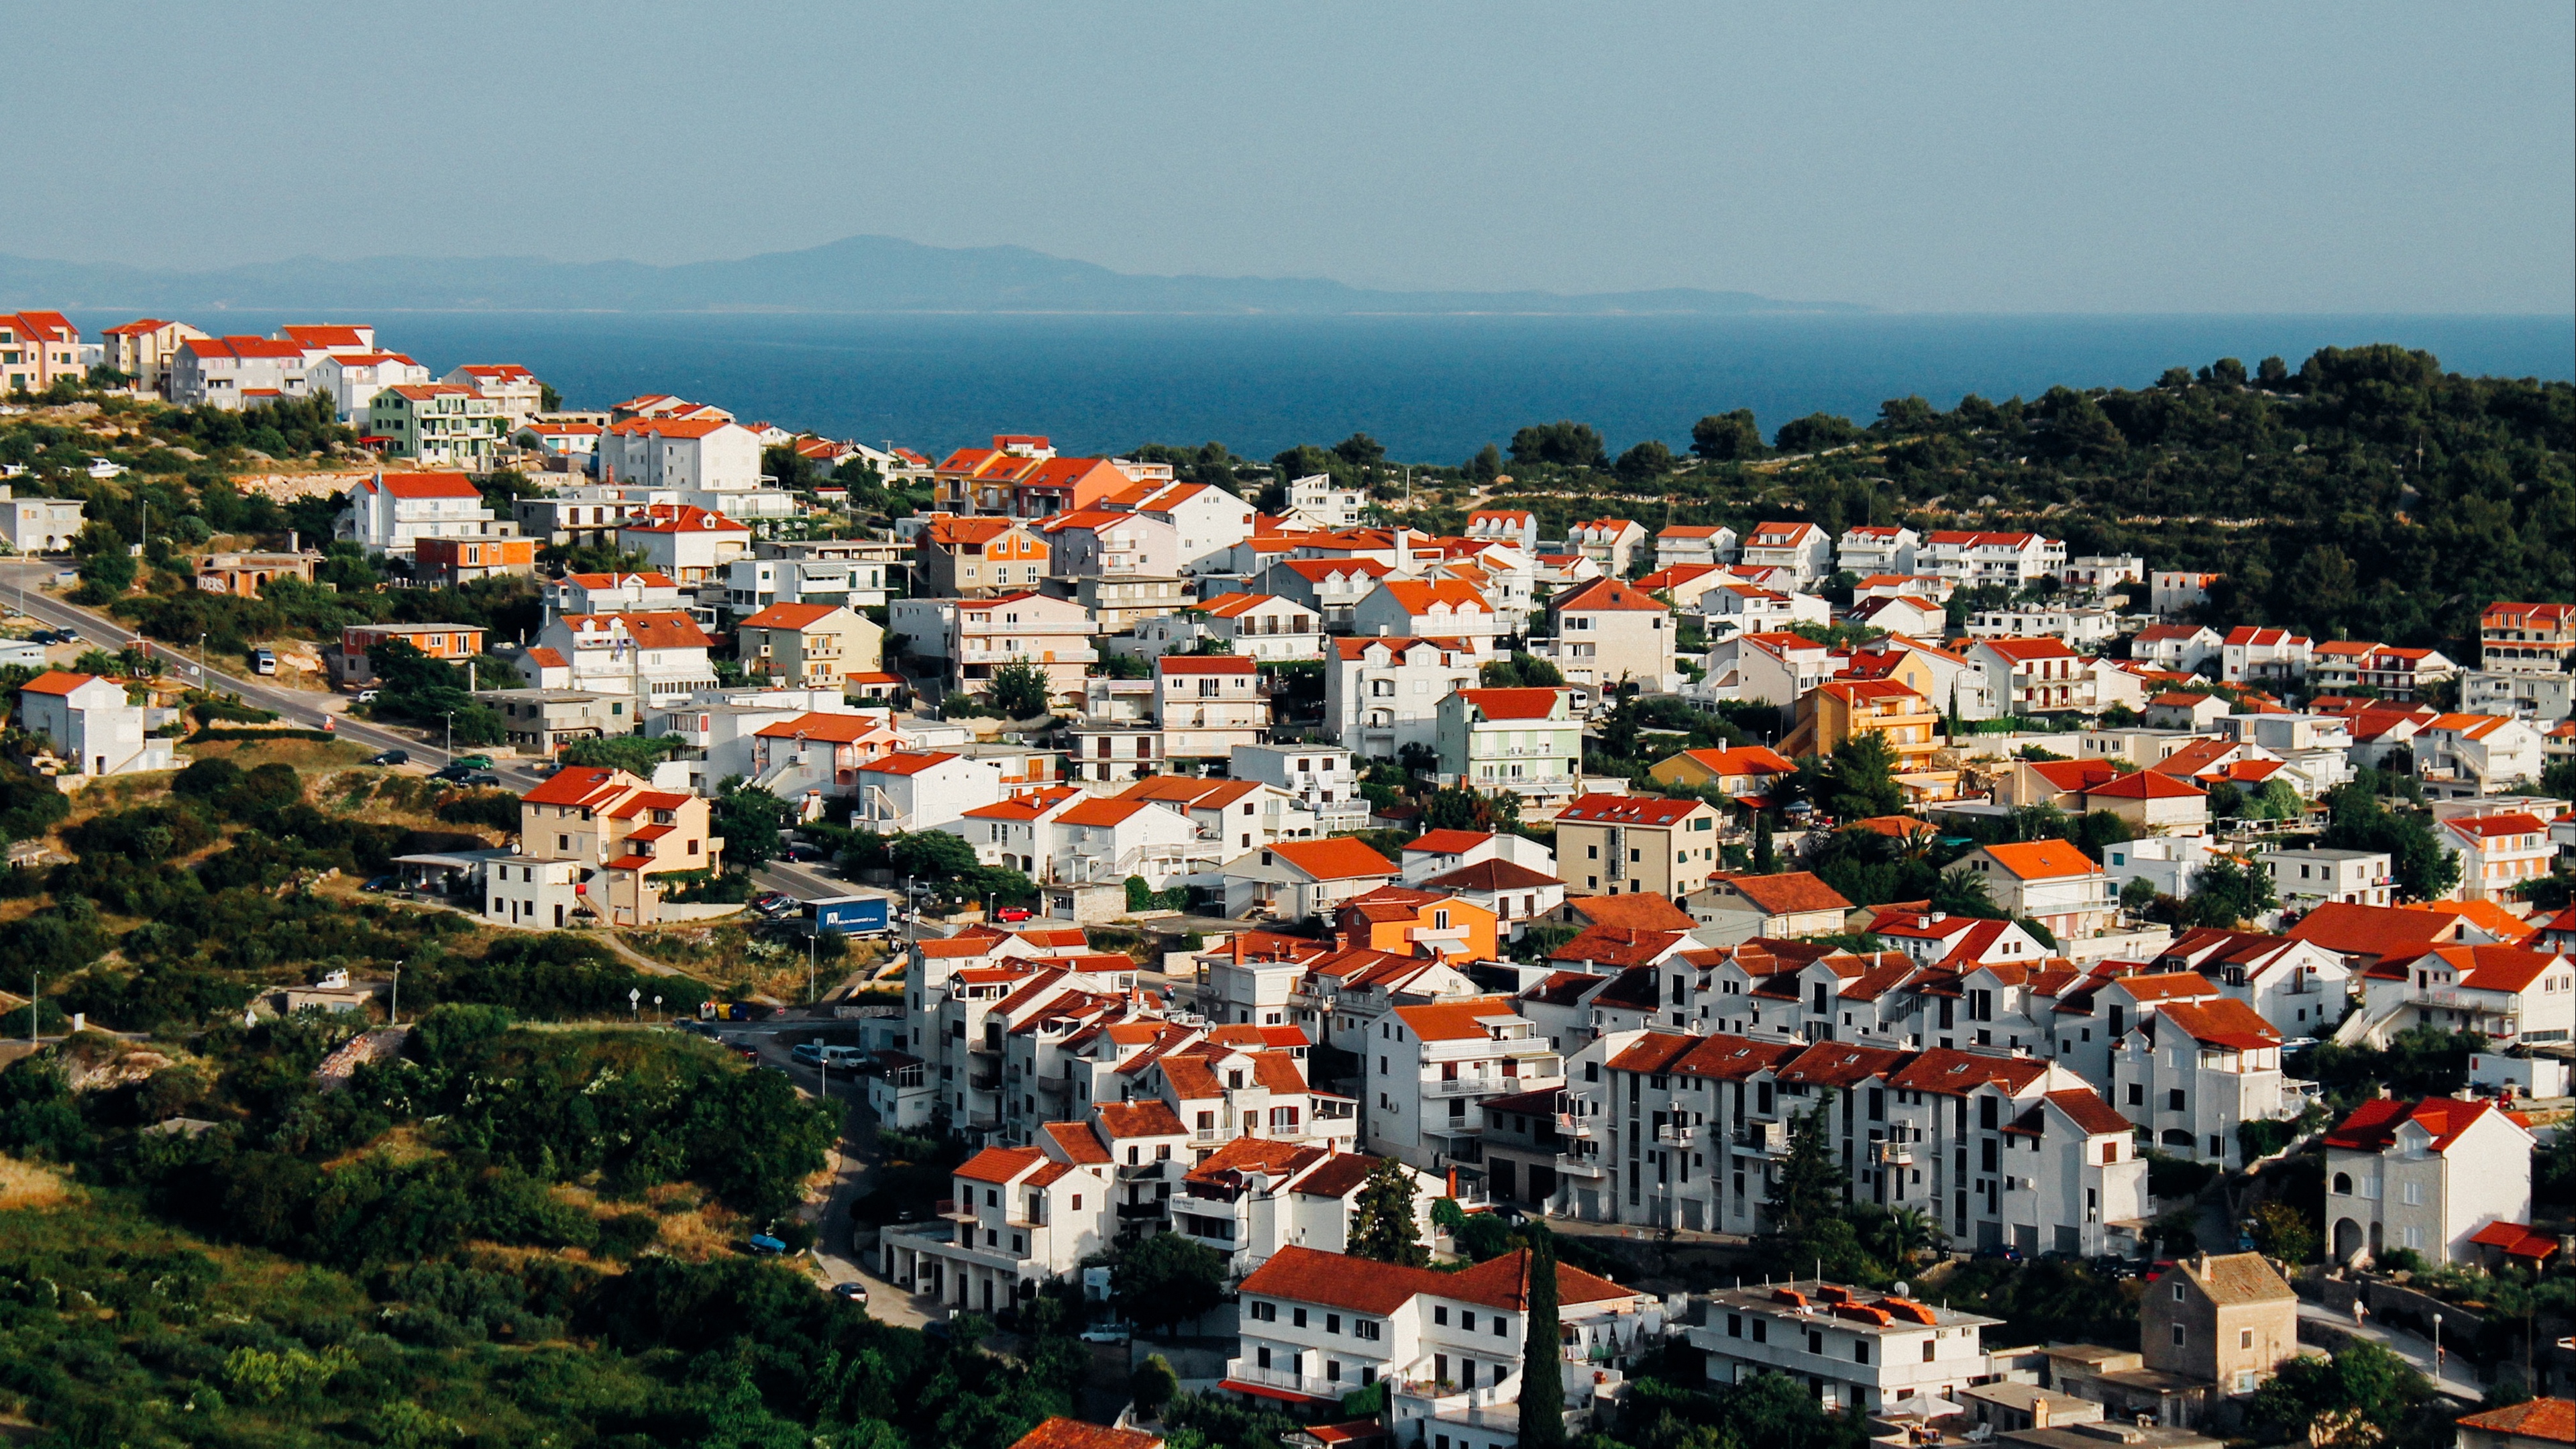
[1116,1201,1167,1221]
[1654,1122,1696,1146]
[1426,1072,1560,1096]
[1738,1120,1790,1154]
[1555,1112,1594,1138]
[1222,1361,1350,1401]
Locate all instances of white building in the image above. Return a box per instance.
[2324,1095,2535,1266]
[618,505,753,582]
[309,352,429,422]
[1231,743,1370,834]
[2148,928,2354,1041]
[1434,686,1581,804]
[2416,714,2547,800]
[1110,480,1256,574]
[1470,510,1541,553]
[1737,521,1833,583]
[0,487,85,553]
[2260,847,2393,911]
[168,334,314,407]
[1324,635,1486,760]
[598,416,763,492]
[1945,840,2117,943]
[15,670,175,777]
[1283,474,1368,530]
[1228,1243,1652,1440]
[2108,997,2296,1165]
[2220,627,2312,686]
[1924,531,2065,590]
[1364,996,1566,1173]
[2355,943,2575,1048]
[850,750,1007,833]
[443,364,545,426]
[1654,525,1738,569]
[1045,506,1181,581]
[335,472,510,558]
[1836,525,1920,577]
[1686,1279,2002,1416]
[532,611,719,706]
[1352,579,1501,647]
[1129,594,1322,662]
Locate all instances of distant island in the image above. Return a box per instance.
[0,233,1864,317]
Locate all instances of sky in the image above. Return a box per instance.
[7,1,2571,313]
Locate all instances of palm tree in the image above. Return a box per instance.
[1882,1206,1944,1270]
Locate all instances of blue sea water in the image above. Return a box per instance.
[66,310,2574,462]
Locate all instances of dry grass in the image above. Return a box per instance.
[0,1155,73,1211]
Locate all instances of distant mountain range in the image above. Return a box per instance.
[0,234,1862,317]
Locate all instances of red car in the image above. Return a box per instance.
[995,906,1033,923]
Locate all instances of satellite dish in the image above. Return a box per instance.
[1894,1281,1912,1298]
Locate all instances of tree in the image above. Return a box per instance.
[1825,731,1907,821]
[2249,1340,2430,1448]
[1517,1228,1567,1449]
[1690,410,1764,461]
[1762,1091,1841,1240]
[889,830,980,893]
[1507,421,1607,470]
[2188,857,2279,928]
[1773,413,1860,455]
[1930,868,2004,919]
[2321,783,2461,902]
[712,780,795,870]
[1112,1232,1228,1334]
[1332,433,1386,474]
[1752,812,1775,874]
[1130,1354,1179,1418]
[988,660,1055,718]
[1345,1158,1428,1267]
[2248,1200,2317,1265]
[1423,786,1520,833]
[1464,444,1503,482]
[76,548,137,602]
[1612,439,1674,484]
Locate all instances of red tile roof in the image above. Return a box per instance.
[1558,794,1707,826]
[1564,893,1697,931]
[1552,578,1670,613]
[2157,998,2282,1050]
[1715,871,1854,917]
[15,669,99,696]
[2288,902,2461,962]
[1454,687,1564,720]
[2046,1089,2133,1136]
[954,1144,1046,1184]
[1259,837,1399,882]
[1008,1415,1165,1449]
[1972,840,2101,880]
[2325,1095,2510,1154]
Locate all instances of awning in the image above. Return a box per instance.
[2469,1221,2559,1260]
[1882,1394,1964,1420]
[1220,1379,1337,1405]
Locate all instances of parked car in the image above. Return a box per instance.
[782,842,826,863]
[360,875,398,893]
[832,1281,869,1304]
[751,892,796,916]
[251,649,278,676]
[994,906,1032,923]
[922,1319,952,1344]
[746,1234,788,1256]
[460,771,502,788]
[1077,1323,1132,1344]
[429,764,474,782]
[355,689,381,704]
[1972,1243,2024,1264]
[733,1044,761,1063]
[453,755,494,769]
[366,749,408,766]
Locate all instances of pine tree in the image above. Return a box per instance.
[1517,1231,1568,1449]
[1346,1159,1430,1267]
[1753,812,1776,874]
[1763,1089,1843,1242]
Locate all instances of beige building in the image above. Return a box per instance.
[2139,1252,2298,1399]
[1552,792,1723,899]
[97,317,210,396]
[1545,577,1675,689]
[513,765,724,926]
[735,602,883,689]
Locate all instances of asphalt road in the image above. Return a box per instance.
[1,557,553,790]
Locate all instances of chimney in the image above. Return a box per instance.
[2033,1400,2051,1430]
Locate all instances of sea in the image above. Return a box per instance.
[64,310,2575,462]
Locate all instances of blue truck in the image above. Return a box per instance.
[806,894,894,936]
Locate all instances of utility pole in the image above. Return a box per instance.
[443,710,453,759]
[389,963,401,1026]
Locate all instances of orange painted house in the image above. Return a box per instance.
[1334,883,1499,960]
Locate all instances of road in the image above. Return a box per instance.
[716,1019,943,1330]
[1,557,552,790]
[2296,1298,2485,1400]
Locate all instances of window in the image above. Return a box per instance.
[1434,1305,1448,1326]
[1294,1307,1308,1328]
[1727,1313,1742,1338]
[2240,1329,2253,1350]
[1250,1301,1276,1322]
[2171,1324,2185,1347]
[1807,1329,1824,1355]
[1356,1319,1381,1340]
[1327,1313,1341,1334]
[1923,1339,1936,1362]
[1460,1311,1478,1332]
[2173,1283,2186,1301]
[1855,1340,1870,1364]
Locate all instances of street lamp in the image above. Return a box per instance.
[2434,1312,2445,1380]
[389,963,402,1026]
[628,986,641,1022]
[443,710,454,759]
[198,631,208,684]
[653,994,663,1023]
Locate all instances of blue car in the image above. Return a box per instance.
[747,1234,788,1256]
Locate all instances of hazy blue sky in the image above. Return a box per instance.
[10,2,2571,312]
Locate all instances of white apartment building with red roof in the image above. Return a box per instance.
[167,333,311,407]
[1041,505,1181,580]
[1155,653,1267,759]
[2220,626,2313,685]
[1322,635,1486,758]
[2438,811,2560,903]
[1736,520,1832,582]
[2106,996,2297,1165]
[2481,602,2576,675]
[939,785,1089,880]
[850,749,1007,833]
[1222,837,1403,922]
[13,670,172,778]
[1654,523,1739,569]
[1351,577,1500,645]
[2310,641,2458,700]
[598,413,762,492]
[2324,1095,2535,1266]
[533,610,717,706]
[307,351,429,422]
[1366,996,1568,1172]
[614,503,752,580]
[1098,478,1256,572]
[2134,623,2222,673]
[2356,941,2576,1048]
[2415,712,2547,800]
[335,471,510,557]
[1835,524,1921,576]
[1167,592,1324,661]
[442,364,544,425]
[1964,637,2094,716]
[1228,1244,1650,1436]
[1923,530,2066,589]
[745,709,905,802]
[1468,508,1540,552]
[548,570,688,616]
[1568,517,1650,574]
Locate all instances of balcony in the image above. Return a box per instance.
[1117,1201,1167,1222]
[1737,1120,1790,1155]
[1654,1122,1696,1146]
[1555,1112,1594,1138]
[1873,1139,1915,1166]
[1426,1071,1559,1097]
[1222,1360,1350,1403]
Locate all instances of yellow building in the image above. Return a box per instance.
[1778,678,1957,800]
